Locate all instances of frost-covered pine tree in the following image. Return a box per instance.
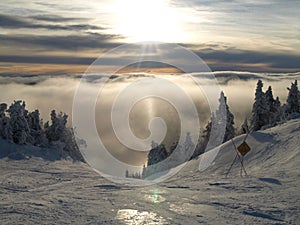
[0,103,12,142]
[45,110,69,149]
[27,109,47,146]
[273,96,283,122]
[216,91,235,142]
[45,110,67,141]
[0,103,6,119]
[7,101,31,144]
[182,132,195,161]
[200,114,214,152]
[265,86,277,125]
[141,165,146,179]
[169,141,179,156]
[251,80,268,131]
[0,103,6,138]
[147,141,168,166]
[286,80,300,115]
[241,118,249,134]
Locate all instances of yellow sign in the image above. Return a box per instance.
[237,142,251,156]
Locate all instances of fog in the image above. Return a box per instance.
[1,71,299,169]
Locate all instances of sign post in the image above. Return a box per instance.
[225,133,251,178]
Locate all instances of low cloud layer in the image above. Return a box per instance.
[0,71,299,167]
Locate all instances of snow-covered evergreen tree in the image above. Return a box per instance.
[45,110,68,142]
[182,132,195,160]
[7,101,31,144]
[265,86,275,120]
[168,132,195,164]
[169,141,179,155]
[265,85,282,126]
[44,109,78,152]
[142,164,146,179]
[251,80,269,131]
[0,103,6,118]
[241,118,249,134]
[0,100,84,161]
[147,141,168,166]
[273,96,283,123]
[0,103,12,142]
[200,114,214,153]
[216,91,235,142]
[27,109,47,146]
[286,80,300,115]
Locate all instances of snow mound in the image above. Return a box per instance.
[172,118,300,179]
[0,138,81,161]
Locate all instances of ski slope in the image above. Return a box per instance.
[0,119,299,224]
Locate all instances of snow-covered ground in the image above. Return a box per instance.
[0,119,299,224]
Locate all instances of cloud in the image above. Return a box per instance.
[1,1,299,73]
[0,55,95,65]
[212,71,300,85]
[0,33,121,50]
[0,14,106,31]
[192,48,300,72]
[0,73,79,85]
[1,44,300,73]
[29,14,84,22]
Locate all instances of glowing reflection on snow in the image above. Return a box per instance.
[116,209,167,224]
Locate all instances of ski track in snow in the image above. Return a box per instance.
[0,120,299,224]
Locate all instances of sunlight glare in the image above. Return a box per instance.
[113,0,185,43]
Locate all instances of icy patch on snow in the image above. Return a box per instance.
[116,209,167,225]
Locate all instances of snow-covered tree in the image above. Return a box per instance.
[7,101,31,144]
[168,132,195,163]
[169,141,179,155]
[241,118,250,134]
[251,80,269,131]
[141,164,146,179]
[0,103,6,118]
[200,114,214,153]
[147,141,168,166]
[216,91,235,142]
[265,86,275,117]
[273,97,283,122]
[0,100,84,161]
[27,109,47,146]
[0,103,12,142]
[45,110,68,142]
[286,80,300,115]
[182,132,195,160]
[264,85,282,126]
[45,109,80,152]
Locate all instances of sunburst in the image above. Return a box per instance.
[112,0,185,43]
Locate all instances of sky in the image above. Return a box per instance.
[0,0,300,74]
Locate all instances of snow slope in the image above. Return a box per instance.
[0,119,299,224]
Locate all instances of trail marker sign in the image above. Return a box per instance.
[237,141,251,156]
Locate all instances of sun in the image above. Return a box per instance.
[112,0,185,43]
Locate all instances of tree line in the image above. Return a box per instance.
[0,100,83,160]
[127,79,300,179]
[0,80,299,172]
